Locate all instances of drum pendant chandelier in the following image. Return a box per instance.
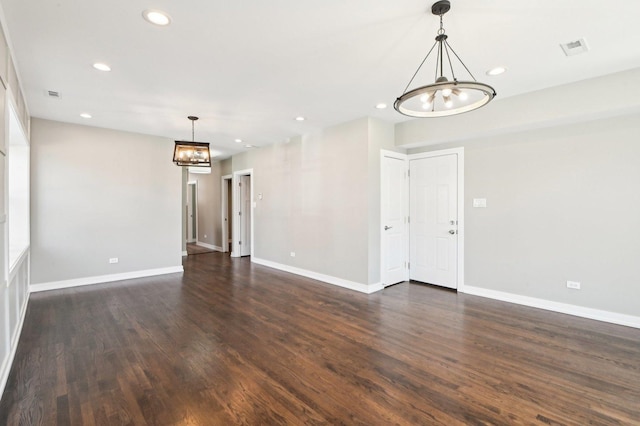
[394,0,496,118]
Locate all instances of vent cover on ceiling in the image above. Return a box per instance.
[46,90,61,98]
[560,38,589,56]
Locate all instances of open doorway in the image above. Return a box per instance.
[186,181,197,243]
[221,174,232,253]
[231,169,253,258]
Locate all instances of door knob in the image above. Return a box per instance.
[384,225,393,230]
[449,230,456,234]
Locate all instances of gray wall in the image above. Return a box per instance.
[228,117,395,285]
[188,165,222,248]
[401,89,640,316]
[30,118,183,284]
[396,68,640,148]
[220,158,232,176]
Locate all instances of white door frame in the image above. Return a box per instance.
[408,147,465,292]
[380,150,409,286]
[380,147,465,291]
[187,180,198,244]
[231,168,254,258]
[221,174,232,253]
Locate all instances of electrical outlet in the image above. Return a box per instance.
[566,281,581,290]
[109,258,119,264]
[290,252,296,257]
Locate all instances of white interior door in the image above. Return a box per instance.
[239,175,251,256]
[381,154,408,286]
[409,154,458,289]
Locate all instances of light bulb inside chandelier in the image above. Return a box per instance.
[394,0,496,118]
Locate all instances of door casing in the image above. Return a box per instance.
[231,169,254,258]
[187,181,198,244]
[221,174,232,253]
[380,147,465,291]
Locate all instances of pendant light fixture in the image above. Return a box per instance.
[173,116,211,167]
[394,0,496,118]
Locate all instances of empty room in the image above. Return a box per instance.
[0,1,639,424]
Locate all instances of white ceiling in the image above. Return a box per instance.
[2,0,640,158]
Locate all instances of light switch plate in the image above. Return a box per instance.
[473,198,487,208]
[567,281,581,290]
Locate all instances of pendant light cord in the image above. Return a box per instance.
[400,12,445,95]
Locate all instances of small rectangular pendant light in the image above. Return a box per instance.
[173,141,211,167]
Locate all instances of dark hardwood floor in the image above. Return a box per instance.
[185,243,215,256]
[1,253,639,425]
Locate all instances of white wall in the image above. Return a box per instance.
[30,118,183,287]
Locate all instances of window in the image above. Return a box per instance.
[8,104,29,269]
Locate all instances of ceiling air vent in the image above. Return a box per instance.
[560,38,589,57]
[47,90,61,99]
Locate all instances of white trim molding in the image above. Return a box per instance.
[463,286,640,329]
[231,168,254,258]
[221,174,233,253]
[196,241,223,251]
[0,294,28,400]
[30,266,184,293]
[252,257,384,295]
[1,251,30,399]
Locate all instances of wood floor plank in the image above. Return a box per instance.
[1,252,639,425]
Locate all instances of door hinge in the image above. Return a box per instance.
[239,182,242,186]
[407,216,410,224]
[406,262,410,269]
[239,241,242,245]
[239,211,242,216]
[407,169,410,178]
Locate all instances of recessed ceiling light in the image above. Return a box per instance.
[142,9,171,26]
[244,144,254,148]
[93,63,111,72]
[234,139,242,143]
[80,113,92,119]
[295,116,305,121]
[375,103,387,109]
[486,66,506,76]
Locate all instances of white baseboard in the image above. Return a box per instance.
[30,266,184,293]
[462,286,640,329]
[195,241,223,251]
[181,250,188,256]
[0,286,29,399]
[252,257,383,294]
